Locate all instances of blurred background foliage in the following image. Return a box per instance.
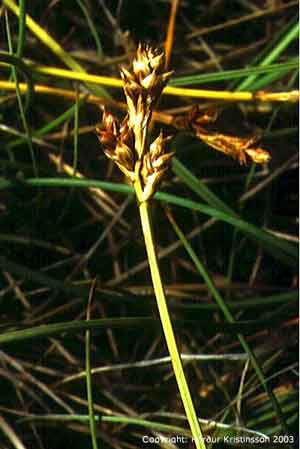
[0,1,298,448]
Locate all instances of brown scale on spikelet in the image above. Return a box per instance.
[97,44,174,201]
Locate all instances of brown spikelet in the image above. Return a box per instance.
[196,131,270,165]
[121,43,172,104]
[173,105,271,165]
[141,132,174,201]
[120,44,173,159]
[96,111,136,181]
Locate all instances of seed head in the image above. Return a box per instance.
[98,45,174,200]
[121,44,172,104]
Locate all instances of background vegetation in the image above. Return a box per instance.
[0,1,298,448]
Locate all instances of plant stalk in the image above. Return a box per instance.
[136,193,206,449]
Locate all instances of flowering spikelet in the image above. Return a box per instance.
[96,110,136,181]
[173,105,271,165]
[196,131,271,165]
[120,44,172,159]
[141,132,174,201]
[97,44,174,201]
[121,44,172,104]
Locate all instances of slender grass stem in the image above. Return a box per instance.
[4,10,37,175]
[85,280,99,449]
[16,0,26,58]
[136,193,206,449]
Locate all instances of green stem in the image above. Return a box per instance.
[137,197,206,449]
[86,327,99,449]
[86,281,99,449]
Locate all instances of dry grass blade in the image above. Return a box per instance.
[0,415,27,449]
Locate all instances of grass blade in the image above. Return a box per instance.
[16,0,26,58]
[3,0,110,99]
[4,11,37,176]
[237,20,299,91]
[0,178,297,265]
[76,0,104,57]
[167,211,291,437]
[0,317,154,345]
[169,60,298,87]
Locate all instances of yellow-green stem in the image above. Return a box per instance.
[137,195,206,449]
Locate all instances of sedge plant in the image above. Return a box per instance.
[96,44,206,449]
